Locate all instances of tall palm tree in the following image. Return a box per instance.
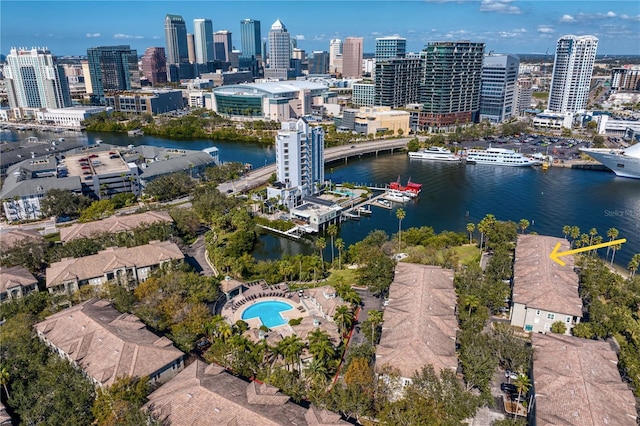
[333,305,355,337]
[368,310,384,345]
[315,237,326,269]
[327,224,338,264]
[569,226,581,248]
[466,223,475,245]
[588,227,598,246]
[562,225,571,240]
[0,366,9,400]
[606,227,619,258]
[519,219,530,235]
[628,254,640,278]
[304,359,329,388]
[610,241,622,267]
[308,328,335,362]
[342,289,361,307]
[514,373,531,416]
[277,335,305,372]
[335,238,345,269]
[395,208,406,249]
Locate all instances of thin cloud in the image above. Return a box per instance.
[294,34,305,41]
[113,33,144,39]
[537,25,554,34]
[86,33,101,38]
[560,14,575,23]
[479,0,521,14]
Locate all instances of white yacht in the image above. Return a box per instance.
[385,190,411,203]
[580,143,640,179]
[408,146,461,162]
[465,147,541,167]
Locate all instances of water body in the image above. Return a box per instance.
[4,130,639,267]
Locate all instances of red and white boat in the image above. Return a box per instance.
[389,177,422,198]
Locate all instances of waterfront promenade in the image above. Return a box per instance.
[216,138,411,195]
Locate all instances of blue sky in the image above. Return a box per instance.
[2,1,639,57]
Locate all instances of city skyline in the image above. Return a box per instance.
[2,1,639,57]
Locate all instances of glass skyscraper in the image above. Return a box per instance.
[375,36,407,62]
[4,47,72,109]
[479,53,520,123]
[240,18,261,59]
[548,35,598,113]
[86,45,140,103]
[193,19,214,64]
[164,14,189,65]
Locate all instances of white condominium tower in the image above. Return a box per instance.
[193,19,214,64]
[548,35,598,113]
[4,47,72,110]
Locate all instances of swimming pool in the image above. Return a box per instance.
[331,189,355,197]
[241,300,294,328]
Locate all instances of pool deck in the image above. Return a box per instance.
[221,283,309,328]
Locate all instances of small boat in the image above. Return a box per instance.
[343,212,360,221]
[357,206,372,216]
[377,199,391,207]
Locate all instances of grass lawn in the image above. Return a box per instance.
[532,92,548,99]
[324,268,358,287]
[44,232,60,243]
[454,244,482,266]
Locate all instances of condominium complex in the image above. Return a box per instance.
[265,19,291,80]
[352,82,375,107]
[141,47,168,86]
[4,47,72,111]
[515,78,534,114]
[479,53,520,123]
[375,36,406,62]
[86,45,141,103]
[342,37,363,78]
[611,65,640,92]
[374,57,424,108]
[268,118,324,207]
[548,35,598,113]
[193,19,214,64]
[418,41,485,129]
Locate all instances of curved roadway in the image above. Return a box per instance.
[217,138,412,195]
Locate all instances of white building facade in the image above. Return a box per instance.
[193,19,214,64]
[479,53,519,123]
[548,35,598,113]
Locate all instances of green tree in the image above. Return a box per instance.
[307,328,336,363]
[40,188,91,218]
[466,223,475,244]
[628,253,640,278]
[550,321,567,334]
[333,305,355,337]
[562,225,571,240]
[327,224,338,264]
[276,335,305,372]
[315,237,326,268]
[0,366,9,400]
[335,238,345,269]
[518,219,530,235]
[606,227,619,258]
[395,208,406,249]
[355,248,395,296]
[79,199,115,222]
[569,226,581,248]
[367,309,384,345]
[92,376,153,426]
[514,373,531,414]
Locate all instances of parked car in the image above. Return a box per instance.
[501,383,518,394]
[505,370,519,380]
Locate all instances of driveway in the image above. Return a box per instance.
[183,234,216,276]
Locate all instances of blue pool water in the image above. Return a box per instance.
[241,301,294,328]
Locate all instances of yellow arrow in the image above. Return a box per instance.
[550,238,627,266]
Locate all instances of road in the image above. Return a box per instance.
[216,138,411,195]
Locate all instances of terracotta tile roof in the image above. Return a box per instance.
[513,235,582,317]
[0,265,38,294]
[144,360,349,425]
[532,333,637,426]
[34,299,184,387]
[376,263,458,378]
[59,211,173,243]
[0,228,44,251]
[46,240,184,288]
[306,285,346,319]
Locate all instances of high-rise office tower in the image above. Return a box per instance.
[4,47,72,109]
[164,14,189,65]
[86,45,140,103]
[548,35,598,113]
[141,47,167,85]
[329,39,342,74]
[214,30,232,62]
[186,34,196,64]
[308,51,329,75]
[193,19,214,64]
[479,53,520,123]
[240,19,262,59]
[374,57,424,107]
[375,36,406,62]
[266,19,291,80]
[342,37,363,78]
[419,41,485,128]
[275,118,325,198]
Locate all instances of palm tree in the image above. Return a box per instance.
[514,373,531,416]
[304,359,329,388]
[466,223,475,245]
[333,305,355,337]
[342,289,361,307]
[0,366,9,400]
[463,294,481,316]
[368,310,384,345]
[277,335,305,372]
[315,237,326,269]
[562,225,571,240]
[606,227,619,258]
[335,238,345,269]
[569,226,581,248]
[610,241,622,267]
[308,328,335,362]
[628,253,640,278]
[395,208,406,249]
[519,219,530,235]
[327,224,338,264]
[588,227,598,246]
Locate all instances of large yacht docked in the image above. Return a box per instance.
[464,147,541,167]
[408,146,461,162]
[580,143,640,179]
